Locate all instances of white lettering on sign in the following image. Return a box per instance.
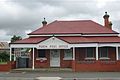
[39,45,69,49]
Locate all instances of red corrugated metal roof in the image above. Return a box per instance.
[29,20,117,35]
[12,37,48,44]
[12,36,120,44]
[58,36,120,43]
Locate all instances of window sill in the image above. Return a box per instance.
[36,58,47,60]
[85,57,95,60]
[99,57,110,60]
[63,58,72,60]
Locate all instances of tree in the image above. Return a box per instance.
[10,35,22,61]
[0,51,9,62]
[11,35,22,43]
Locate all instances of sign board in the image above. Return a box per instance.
[37,37,71,49]
[39,45,69,49]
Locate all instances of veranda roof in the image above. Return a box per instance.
[12,36,120,44]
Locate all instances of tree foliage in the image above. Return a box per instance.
[11,35,22,43]
[0,51,9,62]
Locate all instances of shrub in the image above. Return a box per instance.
[0,51,9,62]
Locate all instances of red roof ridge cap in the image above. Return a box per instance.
[56,20,92,22]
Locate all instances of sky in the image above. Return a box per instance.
[0,0,120,42]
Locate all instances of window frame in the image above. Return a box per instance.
[85,47,95,59]
[118,47,120,60]
[63,49,73,60]
[99,47,109,59]
[37,49,46,58]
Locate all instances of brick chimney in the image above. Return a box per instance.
[103,12,111,29]
[42,18,47,26]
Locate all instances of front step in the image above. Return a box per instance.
[11,68,72,73]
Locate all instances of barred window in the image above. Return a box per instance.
[38,49,46,58]
[100,47,108,58]
[86,47,94,58]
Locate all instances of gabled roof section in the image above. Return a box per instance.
[29,20,117,35]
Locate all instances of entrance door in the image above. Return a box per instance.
[50,50,60,67]
[17,57,29,68]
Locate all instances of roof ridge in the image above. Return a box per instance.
[56,20,92,22]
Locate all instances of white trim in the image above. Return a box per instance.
[71,43,120,48]
[10,44,36,48]
[29,34,82,37]
[98,43,120,47]
[82,34,118,37]
[32,48,35,70]
[116,46,119,60]
[10,48,12,61]
[73,47,75,60]
[36,58,47,60]
[99,57,110,60]
[63,57,73,60]
[96,46,98,60]
[71,43,98,47]
[10,42,120,50]
[28,33,118,37]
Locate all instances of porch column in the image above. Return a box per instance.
[32,48,35,70]
[10,48,12,61]
[72,47,76,71]
[116,46,119,60]
[96,46,98,60]
[73,47,75,60]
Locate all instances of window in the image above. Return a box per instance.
[38,49,46,58]
[100,47,108,58]
[64,49,73,60]
[86,47,94,58]
[119,48,120,60]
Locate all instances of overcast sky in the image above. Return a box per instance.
[0,0,120,42]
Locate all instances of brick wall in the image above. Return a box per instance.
[72,47,120,72]
[60,50,72,68]
[33,49,72,68]
[0,62,12,72]
[35,49,50,68]
[73,60,120,72]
